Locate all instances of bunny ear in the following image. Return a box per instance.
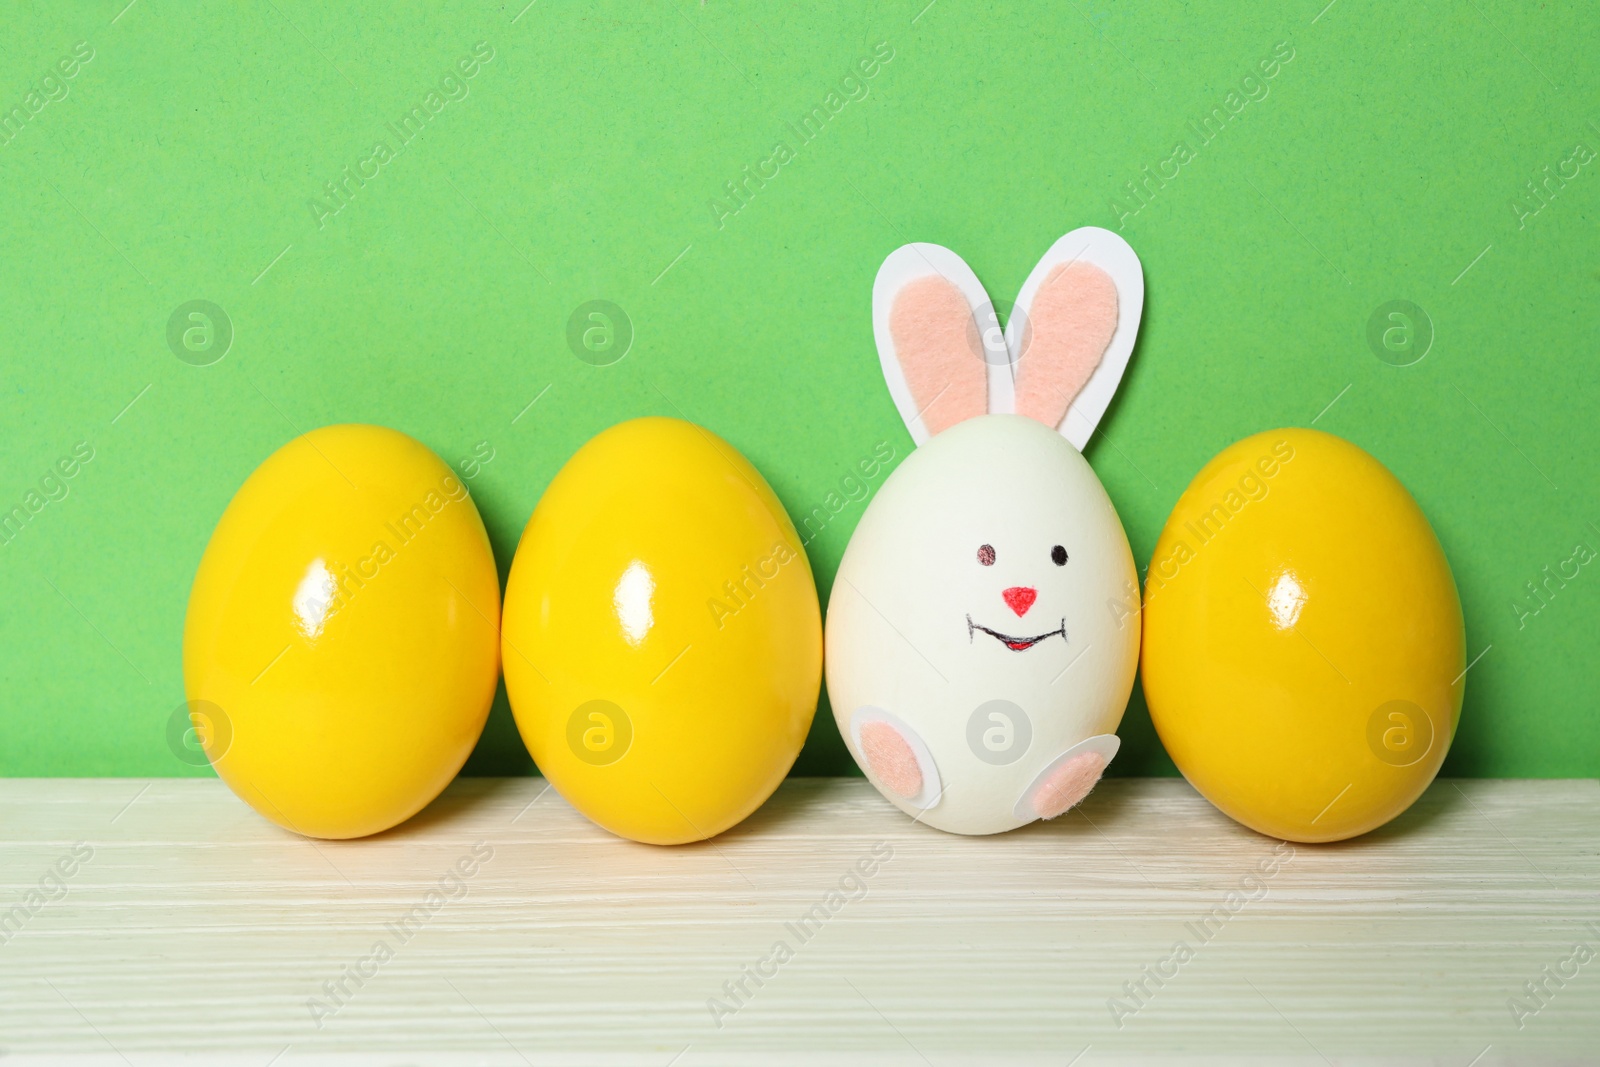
[872,244,1008,445]
[1007,227,1144,450]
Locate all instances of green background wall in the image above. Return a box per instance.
[1,1,1595,779]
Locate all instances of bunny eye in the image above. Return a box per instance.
[977,544,996,566]
[1051,545,1068,566]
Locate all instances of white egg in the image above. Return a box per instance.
[827,415,1139,835]
[828,226,1146,834]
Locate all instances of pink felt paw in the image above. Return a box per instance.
[1031,750,1109,820]
[859,720,923,800]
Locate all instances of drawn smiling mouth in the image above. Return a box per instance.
[966,614,1068,652]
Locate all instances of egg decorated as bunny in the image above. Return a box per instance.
[827,227,1144,835]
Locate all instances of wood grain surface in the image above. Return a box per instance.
[1,777,1596,1065]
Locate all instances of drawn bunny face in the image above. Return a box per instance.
[825,227,1144,835]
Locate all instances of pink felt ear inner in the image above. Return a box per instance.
[1014,261,1119,433]
[888,275,986,436]
[1031,749,1109,819]
[859,720,923,800]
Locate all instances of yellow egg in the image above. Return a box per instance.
[1141,428,1464,843]
[502,417,821,845]
[183,425,500,839]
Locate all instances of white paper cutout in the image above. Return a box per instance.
[871,227,1144,452]
[1006,226,1145,451]
[1011,732,1123,822]
[850,705,944,810]
[871,243,1013,447]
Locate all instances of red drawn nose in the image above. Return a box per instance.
[1002,586,1037,617]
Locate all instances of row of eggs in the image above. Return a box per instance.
[183,418,1464,845]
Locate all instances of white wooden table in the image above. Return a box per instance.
[1,777,1595,1065]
